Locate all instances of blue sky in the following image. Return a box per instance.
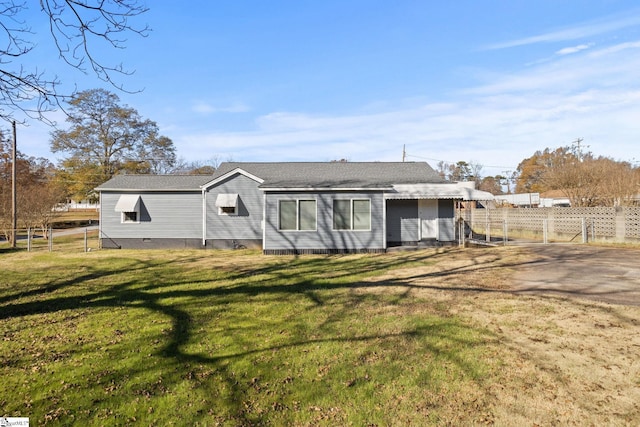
[14,1,640,175]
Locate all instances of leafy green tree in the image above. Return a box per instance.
[51,89,176,200]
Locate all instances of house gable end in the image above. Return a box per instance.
[201,168,264,191]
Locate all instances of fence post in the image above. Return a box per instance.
[485,210,490,243]
[503,220,508,246]
[48,227,53,252]
[543,219,548,244]
[27,228,31,252]
[84,228,88,252]
[581,218,587,243]
[591,218,596,242]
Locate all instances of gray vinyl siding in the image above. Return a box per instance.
[100,191,203,239]
[205,173,263,240]
[437,199,456,241]
[264,191,385,251]
[386,200,419,243]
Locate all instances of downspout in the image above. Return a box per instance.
[262,192,267,251]
[99,191,103,248]
[202,189,207,246]
[382,194,387,250]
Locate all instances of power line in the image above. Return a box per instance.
[404,153,517,171]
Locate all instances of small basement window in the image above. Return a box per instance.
[215,193,239,216]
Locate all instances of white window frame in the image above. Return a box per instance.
[218,206,237,216]
[332,198,371,231]
[278,199,317,231]
[121,210,140,224]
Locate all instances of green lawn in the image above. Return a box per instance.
[0,247,501,426]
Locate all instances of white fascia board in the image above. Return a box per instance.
[201,168,264,190]
[99,188,202,192]
[260,187,393,192]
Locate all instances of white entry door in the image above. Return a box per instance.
[418,199,438,240]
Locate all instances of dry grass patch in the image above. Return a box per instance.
[361,246,640,425]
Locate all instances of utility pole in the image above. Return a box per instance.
[11,121,17,248]
[502,171,512,194]
[402,145,406,162]
[572,137,585,161]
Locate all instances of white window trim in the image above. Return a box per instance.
[333,198,371,231]
[121,211,140,224]
[218,206,238,216]
[278,199,317,231]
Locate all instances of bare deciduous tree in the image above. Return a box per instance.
[518,144,640,207]
[0,134,64,243]
[0,0,149,122]
[51,88,176,200]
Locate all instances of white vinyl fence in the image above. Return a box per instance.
[460,207,640,245]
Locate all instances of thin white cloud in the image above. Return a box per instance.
[176,37,640,170]
[485,11,640,50]
[556,43,593,55]
[468,40,640,96]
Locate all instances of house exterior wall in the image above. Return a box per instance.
[386,199,457,245]
[205,173,264,248]
[386,200,419,244]
[263,191,385,253]
[437,199,456,241]
[100,191,203,249]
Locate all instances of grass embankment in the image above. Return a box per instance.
[0,247,503,425]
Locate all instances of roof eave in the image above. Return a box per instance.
[201,168,265,190]
[96,187,203,192]
[260,186,394,192]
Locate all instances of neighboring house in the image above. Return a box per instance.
[96,162,493,254]
[539,190,571,207]
[494,193,541,208]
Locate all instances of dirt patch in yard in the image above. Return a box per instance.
[363,246,640,425]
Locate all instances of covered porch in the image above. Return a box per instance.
[384,183,494,247]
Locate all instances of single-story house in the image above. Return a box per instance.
[96,162,493,254]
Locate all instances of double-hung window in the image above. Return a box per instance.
[279,200,317,231]
[333,199,371,230]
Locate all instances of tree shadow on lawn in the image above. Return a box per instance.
[2,247,634,423]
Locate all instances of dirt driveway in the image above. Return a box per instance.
[512,244,640,306]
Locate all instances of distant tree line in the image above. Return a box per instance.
[514,144,639,207]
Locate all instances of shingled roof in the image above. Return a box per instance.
[212,162,445,189]
[96,174,212,191]
[96,162,446,191]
